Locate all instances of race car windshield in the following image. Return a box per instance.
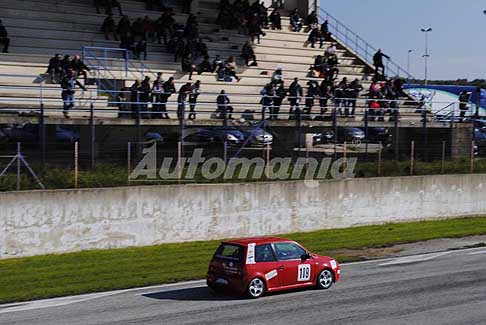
[214,244,244,262]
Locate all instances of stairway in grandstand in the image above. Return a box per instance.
[0,0,419,121]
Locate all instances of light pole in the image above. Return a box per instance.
[421,28,432,85]
[407,49,413,74]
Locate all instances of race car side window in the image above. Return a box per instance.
[273,242,306,261]
[255,244,277,262]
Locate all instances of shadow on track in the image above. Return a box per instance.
[142,286,242,302]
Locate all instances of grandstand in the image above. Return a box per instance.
[0,0,428,121]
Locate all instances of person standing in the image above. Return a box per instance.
[188,80,200,120]
[348,78,363,116]
[60,69,87,118]
[151,75,164,118]
[161,77,176,119]
[288,78,303,120]
[140,76,151,118]
[373,49,390,76]
[260,83,274,120]
[216,90,233,119]
[177,82,192,120]
[272,82,286,120]
[102,14,118,41]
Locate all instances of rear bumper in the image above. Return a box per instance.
[207,272,246,294]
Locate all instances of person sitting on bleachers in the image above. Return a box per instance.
[60,55,74,78]
[307,27,324,48]
[289,9,303,32]
[305,11,319,30]
[0,20,10,53]
[197,56,212,75]
[72,56,91,83]
[241,41,257,66]
[269,8,282,30]
[102,14,118,41]
[46,54,63,84]
[224,56,241,82]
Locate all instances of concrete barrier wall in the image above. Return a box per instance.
[1,174,486,258]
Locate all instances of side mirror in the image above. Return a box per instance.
[301,253,311,261]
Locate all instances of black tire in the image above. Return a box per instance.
[208,284,224,294]
[247,277,266,299]
[316,269,334,290]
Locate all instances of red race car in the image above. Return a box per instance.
[206,237,340,298]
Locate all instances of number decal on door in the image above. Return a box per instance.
[297,264,311,282]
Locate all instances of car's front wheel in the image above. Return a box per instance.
[316,269,334,290]
[247,278,266,299]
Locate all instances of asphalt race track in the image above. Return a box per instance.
[2,248,486,325]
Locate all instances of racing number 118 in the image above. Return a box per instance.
[298,264,311,281]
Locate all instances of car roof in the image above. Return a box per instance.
[223,237,293,246]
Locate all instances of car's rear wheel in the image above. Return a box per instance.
[247,278,266,299]
[316,269,334,290]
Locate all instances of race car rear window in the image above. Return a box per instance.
[214,244,244,262]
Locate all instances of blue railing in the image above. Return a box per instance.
[319,8,413,80]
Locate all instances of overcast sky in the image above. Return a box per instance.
[322,0,486,80]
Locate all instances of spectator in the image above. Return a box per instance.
[140,76,151,118]
[174,36,185,62]
[60,69,87,118]
[260,83,274,119]
[216,90,233,119]
[288,77,303,119]
[307,27,323,48]
[225,56,241,82]
[177,82,192,120]
[102,14,118,41]
[46,54,63,84]
[348,78,363,116]
[161,77,176,119]
[117,15,131,40]
[248,14,265,44]
[181,50,195,80]
[129,79,142,118]
[321,19,329,36]
[131,18,145,41]
[151,76,164,118]
[106,0,123,16]
[188,80,200,120]
[94,0,107,14]
[269,9,282,30]
[133,40,147,60]
[272,82,286,120]
[305,11,318,29]
[319,79,332,117]
[324,44,337,57]
[143,16,156,42]
[0,20,10,53]
[116,87,130,118]
[197,56,212,74]
[241,41,257,66]
[271,68,284,86]
[289,9,303,32]
[72,55,90,83]
[334,77,348,116]
[304,80,320,118]
[155,11,175,45]
[373,49,390,76]
[60,55,74,77]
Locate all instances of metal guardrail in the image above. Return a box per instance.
[319,8,413,80]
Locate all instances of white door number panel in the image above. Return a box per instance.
[297,264,311,282]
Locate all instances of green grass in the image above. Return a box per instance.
[1,216,486,304]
